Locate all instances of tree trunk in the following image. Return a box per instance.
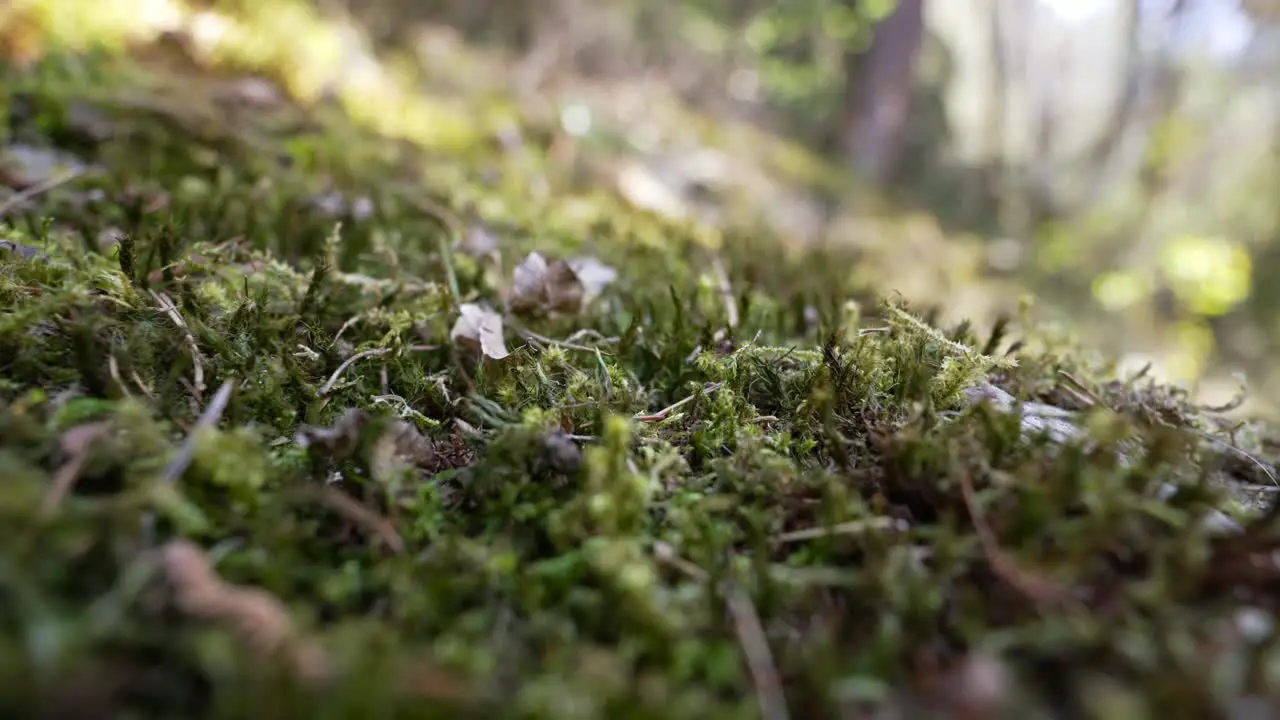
[839,0,926,185]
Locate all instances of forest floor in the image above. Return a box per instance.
[5,3,1280,718]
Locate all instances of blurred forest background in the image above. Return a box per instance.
[10,0,1280,413]
[321,0,1280,415]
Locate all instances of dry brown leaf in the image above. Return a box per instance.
[295,408,372,459]
[450,303,510,359]
[508,251,586,316]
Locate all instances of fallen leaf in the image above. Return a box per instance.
[216,77,284,109]
[295,408,372,459]
[459,225,500,257]
[296,408,447,488]
[509,251,586,316]
[450,303,510,359]
[0,144,85,189]
[0,240,43,259]
[568,256,617,303]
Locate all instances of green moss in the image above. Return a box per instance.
[3,11,1280,720]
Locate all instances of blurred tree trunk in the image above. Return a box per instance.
[838,0,925,184]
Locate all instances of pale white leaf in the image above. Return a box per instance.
[450,303,509,360]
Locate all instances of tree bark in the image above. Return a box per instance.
[838,0,926,184]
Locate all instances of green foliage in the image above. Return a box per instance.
[680,0,894,136]
[2,15,1280,720]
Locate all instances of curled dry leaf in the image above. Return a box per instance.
[380,416,440,469]
[509,251,611,316]
[369,415,441,486]
[296,407,439,470]
[567,256,617,303]
[450,303,510,360]
[459,225,500,257]
[295,408,373,460]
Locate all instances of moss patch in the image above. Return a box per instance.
[4,20,1280,720]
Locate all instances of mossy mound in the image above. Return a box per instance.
[4,32,1280,720]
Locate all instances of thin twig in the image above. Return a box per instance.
[1057,369,1100,408]
[151,290,206,401]
[710,255,739,330]
[317,347,393,396]
[726,584,790,720]
[160,380,235,485]
[333,314,363,344]
[315,486,405,554]
[450,345,476,396]
[1192,428,1278,486]
[369,394,436,427]
[108,355,133,398]
[408,194,462,306]
[516,326,607,353]
[0,166,84,217]
[41,422,111,515]
[130,368,158,400]
[657,533,816,720]
[775,517,905,543]
[652,541,709,582]
[44,453,93,515]
[1237,483,1280,494]
[957,469,1072,606]
[563,328,619,345]
[634,383,722,422]
[293,345,321,362]
[1126,362,1153,383]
